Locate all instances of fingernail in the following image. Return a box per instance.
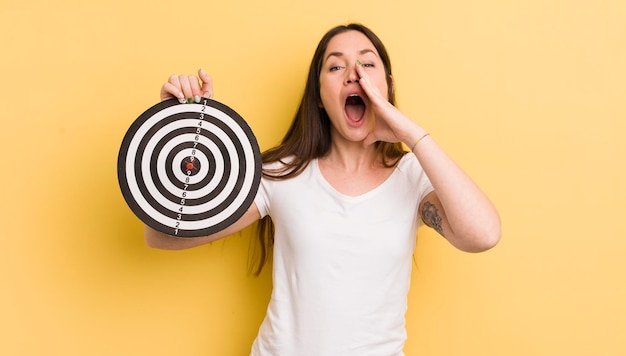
[357,60,362,67]
[177,92,185,103]
[194,95,201,103]
[200,68,206,76]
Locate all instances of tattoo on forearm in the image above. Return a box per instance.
[422,202,444,236]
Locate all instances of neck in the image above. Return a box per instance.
[323,140,380,172]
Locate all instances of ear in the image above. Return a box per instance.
[389,74,395,92]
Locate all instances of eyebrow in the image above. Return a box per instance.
[325,49,377,62]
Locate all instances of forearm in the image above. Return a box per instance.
[144,203,261,250]
[408,132,501,251]
[144,225,223,250]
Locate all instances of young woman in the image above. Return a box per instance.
[147,23,500,355]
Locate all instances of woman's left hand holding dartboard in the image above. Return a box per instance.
[117,69,262,248]
[160,69,214,103]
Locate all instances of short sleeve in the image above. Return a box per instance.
[395,153,434,227]
[254,177,270,218]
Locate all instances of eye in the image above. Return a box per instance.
[329,65,343,72]
[362,63,375,68]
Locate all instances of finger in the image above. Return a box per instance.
[161,82,185,103]
[355,63,380,100]
[198,68,213,99]
[161,76,185,103]
[188,75,202,103]
[178,75,194,102]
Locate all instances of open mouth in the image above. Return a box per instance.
[344,94,366,123]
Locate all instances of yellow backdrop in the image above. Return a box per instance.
[1,0,625,355]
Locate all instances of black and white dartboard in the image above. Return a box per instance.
[117,97,262,237]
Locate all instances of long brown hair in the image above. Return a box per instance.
[248,23,407,275]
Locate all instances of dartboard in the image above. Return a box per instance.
[117,97,262,237]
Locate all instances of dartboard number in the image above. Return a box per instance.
[173,99,209,236]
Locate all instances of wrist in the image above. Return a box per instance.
[409,132,430,152]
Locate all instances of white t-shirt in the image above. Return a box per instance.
[251,153,434,356]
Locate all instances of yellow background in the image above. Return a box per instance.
[1,0,625,354]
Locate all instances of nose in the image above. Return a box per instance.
[345,64,359,84]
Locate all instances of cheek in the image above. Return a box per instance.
[319,91,331,109]
[318,78,329,105]
[319,86,340,110]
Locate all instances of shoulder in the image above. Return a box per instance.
[395,153,425,176]
[393,153,434,201]
[262,155,297,170]
[255,157,317,218]
[262,155,315,180]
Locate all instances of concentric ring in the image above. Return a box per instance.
[117,98,262,237]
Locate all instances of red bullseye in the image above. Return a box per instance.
[181,156,201,176]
